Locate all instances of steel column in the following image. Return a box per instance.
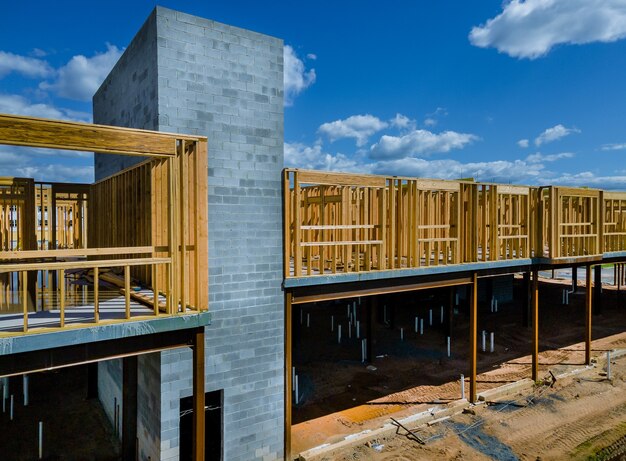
[192,328,205,461]
[531,269,539,381]
[585,265,592,365]
[469,273,478,403]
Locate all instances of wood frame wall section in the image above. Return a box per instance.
[285,169,626,278]
[0,113,209,336]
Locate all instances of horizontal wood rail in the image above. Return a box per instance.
[0,257,170,273]
[0,246,154,260]
[284,169,626,278]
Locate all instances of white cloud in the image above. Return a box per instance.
[284,45,316,106]
[284,142,362,172]
[31,48,48,58]
[517,139,529,148]
[551,171,626,190]
[534,124,580,146]
[0,51,53,78]
[283,140,626,190]
[390,113,416,131]
[601,142,626,151]
[371,157,545,183]
[423,107,448,127]
[40,44,122,101]
[369,129,478,160]
[9,164,94,183]
[525,151,574,163]
[0,93,90,121]
[319,114,388,147]
[469,0,626,59]
[306,53,317,60]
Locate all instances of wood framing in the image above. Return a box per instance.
[0,113,209,337]
[284,169,626,278]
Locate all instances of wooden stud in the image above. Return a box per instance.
[124,265,131,320]
[22,270,28,333]
[59,268,65,328]
[94,267,99,323]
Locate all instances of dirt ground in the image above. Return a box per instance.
[0,365,119,461]
[292,276,626,458]
[320,344,626,461]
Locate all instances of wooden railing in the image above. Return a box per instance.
[0,113,208,335]
[603,192,626,253]
[284,169,626,278]
[539,187,602,259]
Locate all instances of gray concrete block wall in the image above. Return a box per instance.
[93,10,159,180]
[94,6,285,460]
[138,353,162,461]
[98,359,123,440]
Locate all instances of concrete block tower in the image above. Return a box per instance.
[93,7,284,460]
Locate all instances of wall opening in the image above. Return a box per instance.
[180,389,223,460]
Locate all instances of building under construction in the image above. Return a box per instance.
[0,6,625,461]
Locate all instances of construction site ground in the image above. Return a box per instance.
[292,275,626,460]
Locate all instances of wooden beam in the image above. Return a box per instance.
[585,265,593,365]
[292,169,386,188]
[531,269,539,381]
[291,277,472,305]
[469,272,478,403]
[192,328,205,461]
[0,113,204,157]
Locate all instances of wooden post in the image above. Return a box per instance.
[585,265,592,365]
[94,267,99,323]
[153,265,159,316]
[179,141,187,313]
[192,328,205,461]
[22,270,28,333]
[469,273,478,403]
[124,265,131,320]
[59,269,65,328]
[285,291,292,461]
[531,269,539,381]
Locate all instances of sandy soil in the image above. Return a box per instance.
[323,346,626,461]
[292,277,626,458]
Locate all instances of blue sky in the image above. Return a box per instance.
[1,1,626,187]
